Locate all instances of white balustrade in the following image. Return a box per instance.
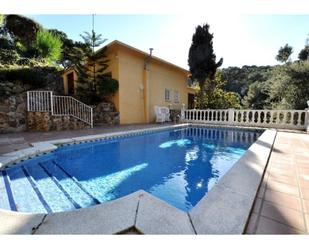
[183,108,308,130]
[27,91,93,128]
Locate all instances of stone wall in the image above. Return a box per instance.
[0,80,120,133]
[27,112,90,132]
[0,85,27,133]
[93,102,119,125]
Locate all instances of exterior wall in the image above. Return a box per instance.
[61,41,195,125]
[117,46,193,124]
[147,60,191,122]
[117,47,146,124]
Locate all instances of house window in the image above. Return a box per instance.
[165,89,172,102]
[174,91,180,103]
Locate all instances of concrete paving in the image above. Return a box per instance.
[245,131,309,234]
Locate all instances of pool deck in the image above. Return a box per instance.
[0,124,308,234]
[245,131,309,234]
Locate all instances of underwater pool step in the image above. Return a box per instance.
[1,170,17,211]
[38,163,82,209]
[4,167,47,213]
[51,160,100,205]
[24,164,76,212]
[0,172,11,211]
[21,166,52,213]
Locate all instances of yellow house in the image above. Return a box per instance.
[62,40,195,124]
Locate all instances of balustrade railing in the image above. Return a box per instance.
[182,108,309,130]
[27,91,93,127]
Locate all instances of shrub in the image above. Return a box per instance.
[33,30,63,62]
[97,76,119,99]
[0,49,20,65]
[0,66,62,90]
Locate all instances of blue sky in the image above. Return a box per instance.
[27,14,309,69]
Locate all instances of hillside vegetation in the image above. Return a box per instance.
[221,60,309,110]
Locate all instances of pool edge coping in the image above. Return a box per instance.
[0,123,190,169]
[0,124,275,234]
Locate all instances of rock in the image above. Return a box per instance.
[93,101,119,125]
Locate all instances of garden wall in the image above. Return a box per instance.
[26,112,90,132]
[0,83,27,133]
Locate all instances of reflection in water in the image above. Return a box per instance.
[81,163,148,202]
[159,139,192,149]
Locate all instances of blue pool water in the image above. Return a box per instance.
[0,126,263,213]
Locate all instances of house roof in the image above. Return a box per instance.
[105,40,190,74]
[62,40,190,75]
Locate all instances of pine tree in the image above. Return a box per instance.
[276,44,293,63]
[71,30,118,104]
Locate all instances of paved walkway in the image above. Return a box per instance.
[246,131,309,234]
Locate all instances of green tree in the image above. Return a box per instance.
[49,29,88,68]
[242,81,270,109]
[71,30,118,104]
[195,72,241,109]
[4,15,42,47]
[268,61,309,109]
[276,44,293,63]
[33,30,63,62]
[0,15,4,26]
[188,24,223,97]
[298,46,309,61]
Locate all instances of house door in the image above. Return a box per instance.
[188,93,195,109]
[67,72,74,95]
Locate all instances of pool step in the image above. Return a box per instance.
[0,172,11,211]
[40,161,99,208]
[23,163,76,213]
[1,170,17,211]
[51,160,100,205]
[21,166,52,213]
[0,159,101,213]
[3,166,47,213]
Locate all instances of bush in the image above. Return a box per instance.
[33,30,63,62]
[97,76,119,98]
[0,66,62,90]
[0,49,20,65]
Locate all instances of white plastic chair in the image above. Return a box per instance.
[160,107,170,122]
[154,106,165,123]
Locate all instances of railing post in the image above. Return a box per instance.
[50,91,54,115]
[180,103,185,122]
[305,108,309,134]
[228,108,234,125]
[90,107,93,128]
[27,91,30,111]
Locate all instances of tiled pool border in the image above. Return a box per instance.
[0,123,276,234]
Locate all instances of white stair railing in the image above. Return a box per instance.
[182,108,308,130]
[27,91,93,128]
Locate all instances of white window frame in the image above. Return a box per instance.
[174,91,180,103]
[165,89,172,102]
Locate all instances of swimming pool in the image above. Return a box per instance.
[0,126,263,213]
